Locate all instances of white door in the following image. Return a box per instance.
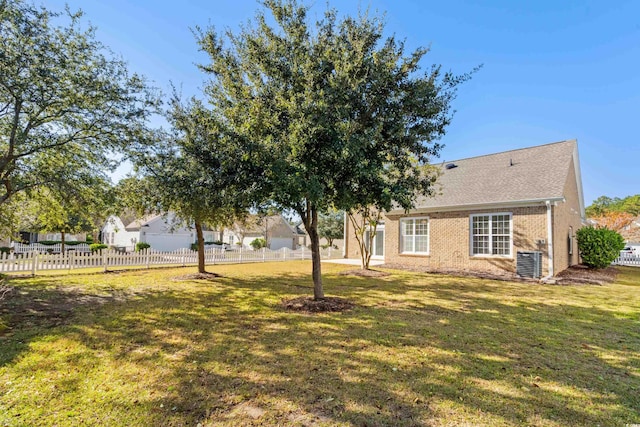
[365,224,385,259]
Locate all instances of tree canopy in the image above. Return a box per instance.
[130,96,250,273]
[197,0,473,298]
[0,0,159,212]
[586,194,640,217]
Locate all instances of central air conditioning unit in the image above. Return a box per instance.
[517,251,542,278]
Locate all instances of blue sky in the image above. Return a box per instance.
[42,0,640,206]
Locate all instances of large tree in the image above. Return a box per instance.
[0,0,159,211]
[132,97,249,273]
[197,0,472,298]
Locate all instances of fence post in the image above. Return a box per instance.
[328,246,331,259]
[181,248,186,267]
[301,245,305,260]
[239,246,243,263]
[283,248,287,261]
[146,248,151,269]
[263,247,266,262]
[69,250,74,271]
[31,251,37,276]
[103,250,108,273]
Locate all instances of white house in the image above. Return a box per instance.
[103,212,221,252]
[102,215,139,251]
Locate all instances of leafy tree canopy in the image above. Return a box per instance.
[586,194,640,217]
[196,0,474,297]
[130,95,251,272]
[0,0,160,213]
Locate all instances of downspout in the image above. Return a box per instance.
[342,211,347,258]
[542,200,554,280]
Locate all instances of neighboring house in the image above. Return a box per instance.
[37,232,86,242]
[295,223,344,251]
[224,215,299,250]
[102,215,139,251]
[344,140,586,278]
[10,231,85,244]
[103,212,217,252]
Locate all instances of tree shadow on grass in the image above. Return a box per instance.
[1,267,639,426]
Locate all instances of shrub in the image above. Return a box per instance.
[86,235,94,244]
[38,240,59,245]
[576,226,625,269]
[135,242,151,251]
[0,247,11,255]
[250,238,267,250]
[90,243,108,252]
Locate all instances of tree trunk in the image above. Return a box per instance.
[195,220,206,273]
[299,203,324,300]
[61,230,66,253]
[308,216,324,299]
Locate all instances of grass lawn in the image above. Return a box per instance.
[1,262,639,426]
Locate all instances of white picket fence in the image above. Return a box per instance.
[0,246,341,274]
[613,254,640,267]
[13,242,91,254]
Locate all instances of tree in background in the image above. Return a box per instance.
[132,96,249,274]
[0,0,159,215]
[26,176,112,251]
[586,194,640,217]
[197,0,473,298]
[317,211,344,248]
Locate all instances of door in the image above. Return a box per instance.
[365,224,385,259]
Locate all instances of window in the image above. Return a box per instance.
[471,213,512,256]
[400,217,429,254]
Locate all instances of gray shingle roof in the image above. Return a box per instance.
[401,139,578,212]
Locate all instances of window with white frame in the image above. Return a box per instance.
[400,217,429,254]
[470,213,512,256]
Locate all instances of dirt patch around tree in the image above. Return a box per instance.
[337,269,391,278]
[281,296,355,313]
[172,272,222,281]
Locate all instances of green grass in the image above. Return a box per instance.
[1,262,639,426]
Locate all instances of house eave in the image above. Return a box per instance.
[386,197,566,216]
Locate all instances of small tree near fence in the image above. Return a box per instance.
[576,226,625,269]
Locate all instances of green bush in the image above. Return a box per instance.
[90,243,108,252]
[135,242,151,252]
[38,240,59,245]
[250,238,267,250]
[36,240,87,246]
[0,247,11,255]
[86,235,94,244]
[576,226,625,269]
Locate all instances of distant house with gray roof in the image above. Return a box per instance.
[344,139,586,278]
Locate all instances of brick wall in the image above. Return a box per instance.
[551,157,583,274]
[346,206,550,275]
